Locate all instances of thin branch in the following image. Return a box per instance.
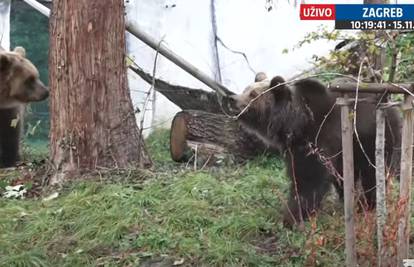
[353,57,376,169]
[287,148,305,229]
[390,83,414,98]
[139,40,162,137]
[314,102,336,147]
[216,36,256,75]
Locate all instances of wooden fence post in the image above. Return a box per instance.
[338,96,357,267]
[397,95,414,266]
[375,106,386,267]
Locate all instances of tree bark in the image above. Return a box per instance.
[49,0,151,182]
[170,110,275,163]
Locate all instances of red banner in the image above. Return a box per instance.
[300,4,336,20]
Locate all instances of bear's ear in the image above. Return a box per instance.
[254,72,268,82]
[0,54,11,72]
[14,46,26,57]
[269,76,291,101]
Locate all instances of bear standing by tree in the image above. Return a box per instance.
[232,75,401,227]
[0,47,49,167]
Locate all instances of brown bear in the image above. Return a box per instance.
[0,47,49,167]
[232,75,401,227]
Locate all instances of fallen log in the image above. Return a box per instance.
[129,65,228,113]
[170,110,275,163]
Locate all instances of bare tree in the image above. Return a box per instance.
[49,0,151,183]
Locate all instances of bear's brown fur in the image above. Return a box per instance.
[232,76,401,227]
[0,47,49,167]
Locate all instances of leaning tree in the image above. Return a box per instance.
[49,0,151,183]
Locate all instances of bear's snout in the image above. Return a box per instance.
[39,87,49,100]
[33,81,49,101]
[13,80,49,103]
[229,94,246,111]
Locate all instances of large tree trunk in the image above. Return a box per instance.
[170,110,276,163]
[49,0,151,182]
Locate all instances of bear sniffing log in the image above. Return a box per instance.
[0,47,49,167]
[232,76,401,226]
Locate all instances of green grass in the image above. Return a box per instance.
[22,139,49,163]
[0,129,391,266]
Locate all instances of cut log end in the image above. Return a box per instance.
[170,110,275,164]
[170,112,192,162]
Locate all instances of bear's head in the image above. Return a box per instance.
[0,47,49,108]
[232,79,271,112]
[232,75,287,119]
[232,75,313,149]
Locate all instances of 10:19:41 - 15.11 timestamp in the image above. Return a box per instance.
[335,20,414,30]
